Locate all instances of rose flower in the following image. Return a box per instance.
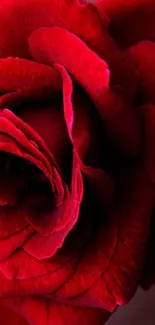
[0,0,154,324]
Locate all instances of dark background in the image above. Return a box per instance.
[106,286,155,325]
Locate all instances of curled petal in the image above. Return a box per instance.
[24,153,83,259]
[16,103,70,168]
[0,170,152,311]
[0,204,93,280]
[0,57,61,96]
[29,27,141,155]
[52,169,154,310]
[0,100,83,260]
[29,27,109,108]
[55,63,114,205]
[0,109,72,255]
[0,0,109,58]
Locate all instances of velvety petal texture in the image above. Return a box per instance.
[96,0,155,49]
[0,301,29,325]
[0,0,154,325]
[29,27,141,155]
[4,297,110,325]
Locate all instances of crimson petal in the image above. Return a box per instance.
[24,154,83,259]
[5,296,110,325]
[52,169,154,310]
[0,227,33,261]
[55,63,114,205]
[0,170,152,311]
[0,0,109,59]
[29,27,109,108]
[0,205,28,239]
[29,27,141,155]
[142,104,155,183]
[127,41,155,105]
[95,0,155,49]
[0,57,61,96]
[0,109,73,253]
[17,103,70,167]
[0,301,28,325]
[0,204,93,281]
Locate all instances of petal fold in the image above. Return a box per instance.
[29,27,141,155]
[95,0,155,49]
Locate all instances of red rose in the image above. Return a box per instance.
[0,0,155,324]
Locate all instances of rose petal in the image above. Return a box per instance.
[29,27,109,108]
[5,296,110,325]
[0,104,82,259]
[0,249,71,280]
[0,0,138,99]
[24,153,83,259]
[22,65,87,259]
[72,88,102,165]
[0,57,61,96]
[0,204,94,302]
[0,110,70,243]
[0,170,152,311]
[142,104,155,183]
[0,0,109,59]
[0,203,93,281]
[29,28,141,155]
[0,113,57,183]
[1,109,63,176]
[0,204,28,239]
[55,64,115,206]
[67,276,117,311]
[18,103,70,167]
[52,169,154,310]
[95,0,155,49]
[127,41,155,105]
[0,301,28,325]
[0,226,33,260]
[95,86,141,155]
[0,134,66,239]
[0,0,55,58]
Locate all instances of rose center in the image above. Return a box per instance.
[0,152,52,210]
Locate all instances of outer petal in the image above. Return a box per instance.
[0,204,28,239]
[0,169,153,312]
[142,105,155,184]
[0,301,28,325]
[5,296,110,325]
[0,0,58,58]
[29,27,110,108]
[95,0,155,49]
[29,27,141,155]
[0,227,33,260]
[0,203,94,291]
[51,169,155,311]
[0,0,138,99]
[127,41,155,105]
[0,57,61,96]
[0,0,109,59]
